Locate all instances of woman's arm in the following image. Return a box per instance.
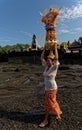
[52,44,60,69]
[54,43,58,60]
[41,46,45,62]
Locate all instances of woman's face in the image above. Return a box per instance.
[47,58,53,67]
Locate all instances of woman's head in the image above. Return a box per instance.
[47,54,55,59]
[47,57,54,67]
[46,53,56,67]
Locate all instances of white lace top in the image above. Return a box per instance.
[42,59,60,91]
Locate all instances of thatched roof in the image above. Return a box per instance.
[70,40,81,47]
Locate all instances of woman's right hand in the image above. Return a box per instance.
[41,46,46,62]
[43,45,46,51]
[42,46,46,54]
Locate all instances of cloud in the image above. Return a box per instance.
[58,28,69,34]
[0,39,10,42]
[58,26,78,34]
[59,3,82,20]
[77,0,82,4]
[0,39,11,46]
[20,31,32,37]
[75,27,82,31]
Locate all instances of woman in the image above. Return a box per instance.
[39,44,62,128]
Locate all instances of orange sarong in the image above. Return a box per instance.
[45,90,61,116]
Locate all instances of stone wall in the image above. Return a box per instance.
[0,50,82,65]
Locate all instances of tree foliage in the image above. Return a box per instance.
[0,43,30,54]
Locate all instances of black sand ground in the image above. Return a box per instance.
[0,63,82,130]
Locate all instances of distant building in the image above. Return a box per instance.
[70,37,82,47]
[69,37,82,52]
[78,37,82,45]
[70,40,81,47]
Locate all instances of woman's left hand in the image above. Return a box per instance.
[55,43,58,49]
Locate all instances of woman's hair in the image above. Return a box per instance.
[47,57,55,62]
[47,54,55,62]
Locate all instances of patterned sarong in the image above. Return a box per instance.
[45,90,61,116]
